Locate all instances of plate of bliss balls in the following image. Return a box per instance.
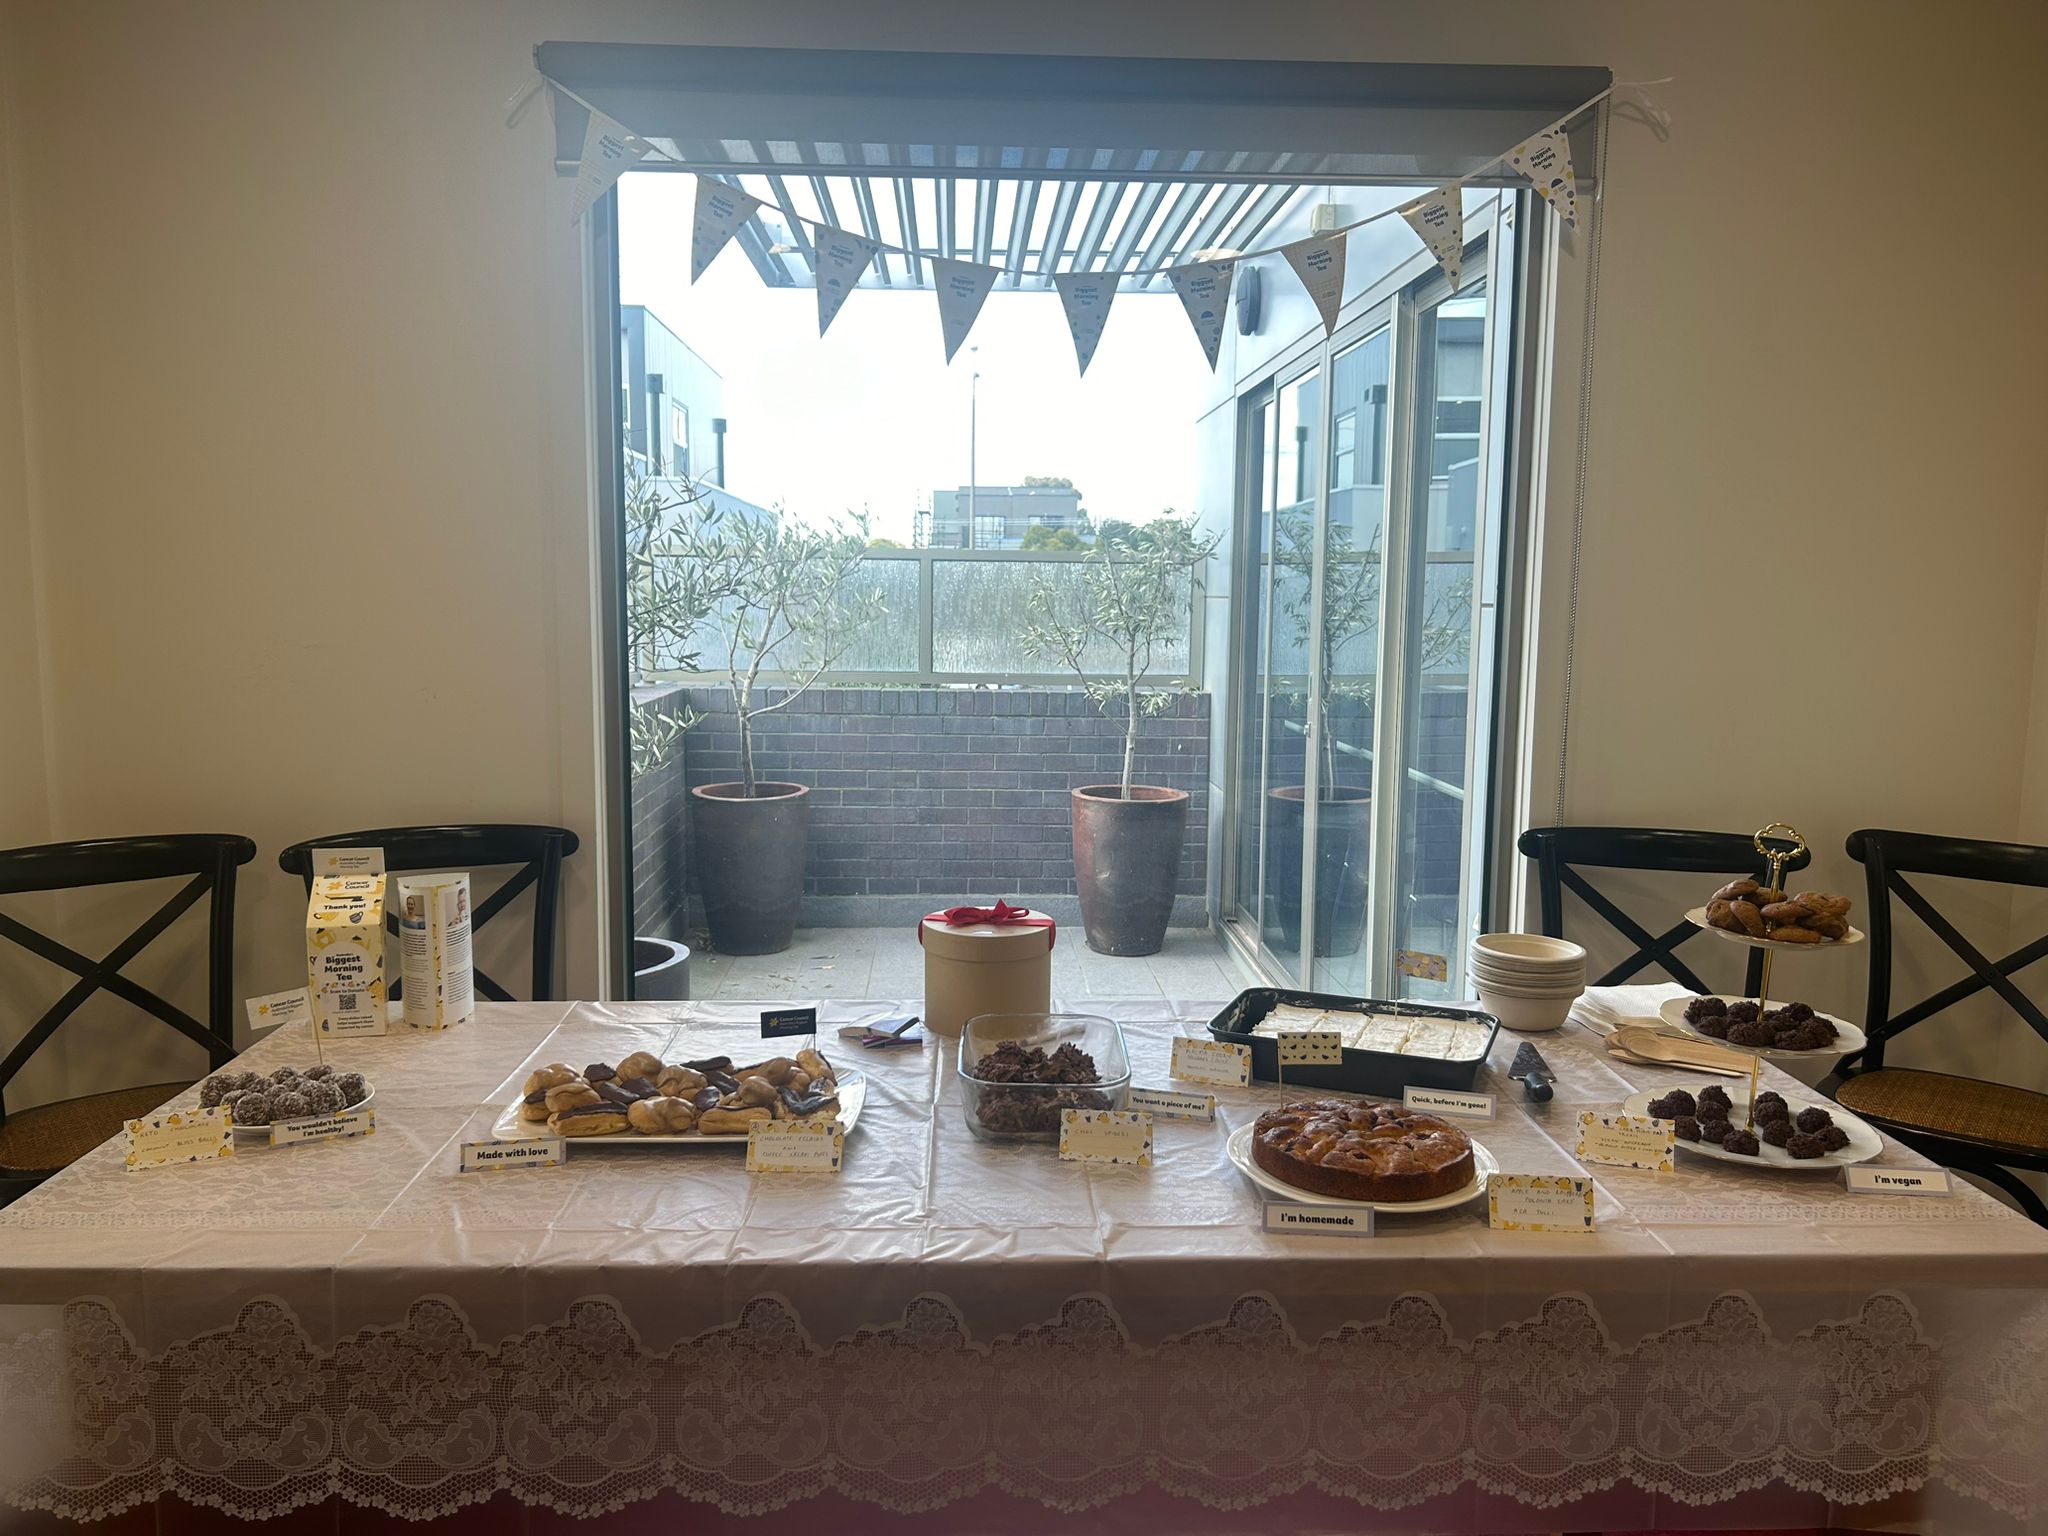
[1658,995,1866,1059]
[1623,1086,1881,1169]
[197,1064,373,1138]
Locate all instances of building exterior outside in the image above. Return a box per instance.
[918,483,1084,549]
[621,304,726,484]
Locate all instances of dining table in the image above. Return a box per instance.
[1,993,2045,1535]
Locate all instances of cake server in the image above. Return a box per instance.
[1508,1042,1555,1102]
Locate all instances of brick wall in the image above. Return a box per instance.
[637,685,1209,925]
[628,687,694,943]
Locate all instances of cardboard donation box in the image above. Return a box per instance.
[306,850,387,1036]
[399,873,475,1030]
[920,900,1055,1038]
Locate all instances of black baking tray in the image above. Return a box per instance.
[1207,989,1501,1097]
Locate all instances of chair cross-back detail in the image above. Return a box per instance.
[1835,827,2048,1224]
[0,833,256,1202]
[1517,827,1813,995]
[278,825,579,1003]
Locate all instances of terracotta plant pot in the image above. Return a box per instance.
[1071,785,1190,956]
[1264,787,1372,957]
[689,782,809,955]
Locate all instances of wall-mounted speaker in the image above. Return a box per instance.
[1236,264,1261,336]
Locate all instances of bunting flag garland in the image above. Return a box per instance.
[1399,189,1466,289]
[1281,234,1347,336]
[565,101,652,225]
[814,230,882,336]
[690,179,766,281]
[932,257,1001,362]
[1508,127,1578,228]
[1052,272,1118,374]
[1164,260,1236,369]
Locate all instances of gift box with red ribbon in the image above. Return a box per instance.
[918,900,1056,1038]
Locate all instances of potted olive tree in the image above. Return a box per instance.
[667,501,884,955]
[1022,517,1220,955]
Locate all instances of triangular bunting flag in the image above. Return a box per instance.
[1052,272,1118,375]
[565,97,652,225]
[932,257,1000,363]
[1164,260,1236,369]
[691,178,765,282]
[1400,188,1465,289]
[1281,235,1347,336]
[1508,127,1578,229]
[813,228,881,336]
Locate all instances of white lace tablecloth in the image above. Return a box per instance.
[2,997,2046,1531]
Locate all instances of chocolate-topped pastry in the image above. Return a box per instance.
[1794,1107,1832,1134]
[1760,1119,1793,1147]
[545,1082,601,1115]
[614,1076,661,1100]
[1722,1128,1760,1156]
[690,1085,722,1114]
[584,1062,617,1085]
[551,1102,629,1136]
[681,1056,733,1074]
[616,1051,664,1083]
[1673,1115,1701,1142]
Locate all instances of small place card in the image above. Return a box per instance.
[1487,1173,1596,1232]
[1844,1165,1953,1197]
[245,987,310,1034]
[1263,1200,1374,1238]
[124,1106,234,1173]
[1128,1086,1217,1122]
[460,1138,563,1173]
[1170,1036,1251,1088]
[315,846,385,877]
[270,1108,374,1148]
[1276,1031,1344,1067]
[761,1007,818,1040]
[746,1118,844,1174]
[1575,1111,1677,1173]
[1058,1109,1154,1166]
[1405,1085,1495,1120]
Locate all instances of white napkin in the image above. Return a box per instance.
[1568,982,1696,1036]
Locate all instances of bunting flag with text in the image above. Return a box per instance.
[565,98,652,225]
[1400,189,1466,289]
[1052,272,1118,375]
[932,258,1001,363]
[1508,127,1578,228]
[1281,235,1347,336]
[691,179,766,281]
[814,230,882,336]
[1164,260,1236,369]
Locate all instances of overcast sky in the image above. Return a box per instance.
[618,174,1210,543]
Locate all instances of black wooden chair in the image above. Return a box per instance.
[1516,826,1812,995]
[1832,828,2048,1225]
[277,825,578,1002]
[0,834,255,1205]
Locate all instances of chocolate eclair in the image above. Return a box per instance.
[550,1102,629,1136]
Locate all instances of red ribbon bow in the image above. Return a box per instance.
[918,899,1057,950]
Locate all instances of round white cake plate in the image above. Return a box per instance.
[1684,906,1864,950]
[1227,1123,1497,1214]
[1620,1088,1881,1171]
[1655,995,1866,1060]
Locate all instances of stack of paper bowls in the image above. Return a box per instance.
[1469,933,1587,1032]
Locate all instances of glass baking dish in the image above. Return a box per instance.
[957,1012,1131,1141]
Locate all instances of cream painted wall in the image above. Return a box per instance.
[2,0,2046,1097]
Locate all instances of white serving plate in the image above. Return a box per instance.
[232,1082,376,1141]
[491,1069,866,1149]
[1656,995,1866,1060]
[1684,906,1865,950]
[1227,1122,1497,1214]
[1621,1088,1881,1170]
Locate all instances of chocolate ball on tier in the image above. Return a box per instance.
[199,1076,229,1108]
[268,1066,300,1085]
[1696,1086,1733,1117]
[1673,1115,1702,1142]
[1684,996,1728,1026]
[302,1080,345,1114]
[1785,1131,1827,1159]
[1646,1090,1696,1120]
[302,1063,335,1081]
[1725,1001,1762,1026]
[1698,1117,1732,1145]
[1694,1014,1732,1040]
[1760,1119,1793,1148]
[1818,1124,1850,1152]
[1722,1129,1760,1156]
[1786,1002,1816,1023]
[233,1092,275,1126]
[271,1090,312,1122]
[1726,1018,1774,1048]
[1794,1107,1832,1134]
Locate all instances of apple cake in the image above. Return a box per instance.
[1251,1098,1475,1203]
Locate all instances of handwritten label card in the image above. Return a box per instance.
[1170,1037,1251,1088]
[271,1108,374,1148]
[1487,1173,1596,1232]
[245,987,310,1034]
[1575,1112,1677,1173]
[1405,1086,1495,1120]
[1128,1087,1217,1122]
[746,1119,844,1174]
[124,1106,234,1173]
[1843,1166,1953,1197]
[761,1007,818,1040]
[1264,1200,1374,1238]
[460,1138,563,1173]
[1276,1031,1344,1067]
[1058,1109,1154,1167]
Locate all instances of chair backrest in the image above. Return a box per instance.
[277,825,579,1002]
[0,834,257,1123]
[1845,828,2048,1073]
[1517,826,1813,994]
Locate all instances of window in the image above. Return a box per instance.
[669,402,691,477]
[972,514,1005,549]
